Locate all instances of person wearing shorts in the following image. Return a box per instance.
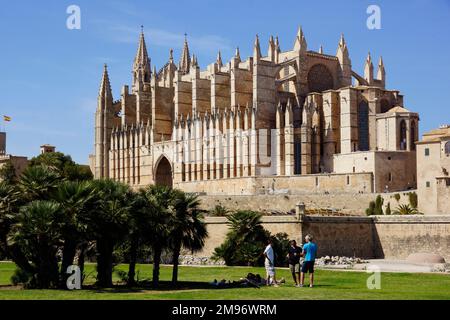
[263,239,278,287]
[287,240,302,286]
[300,234,317,288]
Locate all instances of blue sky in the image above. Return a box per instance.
[0,0,449,164]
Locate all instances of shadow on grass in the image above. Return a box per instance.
[84,280,262,294]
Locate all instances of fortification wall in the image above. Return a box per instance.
[199,215,450,261]
[175,173,374,196]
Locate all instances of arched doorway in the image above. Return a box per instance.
[154,156,173,188]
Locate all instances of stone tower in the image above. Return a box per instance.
[94,64,113,178]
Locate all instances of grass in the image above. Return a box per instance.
[0,262,449,300]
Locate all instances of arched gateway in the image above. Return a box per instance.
[154,156,173,188]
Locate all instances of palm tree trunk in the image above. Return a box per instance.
[96,238,114,287]
[78,242,87,285]
[152,245,162,288]
[127,236,138,286]
[171,242,181,286]
[60,239,77,287]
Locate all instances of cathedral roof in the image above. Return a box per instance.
[419,126,450,143]
[387,106,410,113]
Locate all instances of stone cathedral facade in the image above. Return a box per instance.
[91,27,419,195]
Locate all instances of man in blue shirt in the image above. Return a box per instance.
[300,234,317,288]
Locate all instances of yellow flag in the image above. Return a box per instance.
[3,115,11,122]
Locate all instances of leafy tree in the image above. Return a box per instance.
[9,201,63,288]
[169,191,207,285]
[0,160,17,184]
[29,152,92,181]
[213,210,270,266]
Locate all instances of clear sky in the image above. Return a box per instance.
[0,0,449,164]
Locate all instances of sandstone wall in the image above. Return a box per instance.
[199,215,450,262]
[372,215,450,261]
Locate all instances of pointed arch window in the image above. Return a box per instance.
[358,101,369,151]
[410,121,416,151]
[445,141,450,155]
[400,120,407,150]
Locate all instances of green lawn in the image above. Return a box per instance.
[0,262,449,300]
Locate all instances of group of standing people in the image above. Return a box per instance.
[263,234,317,288]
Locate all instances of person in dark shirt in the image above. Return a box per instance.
[286,240,302,287]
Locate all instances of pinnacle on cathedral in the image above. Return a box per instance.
[132,26,151,89]
[234,46,241,62]
[364,51,374,83]
[293,26,307,52]
[253,34,261,60]
[99,64,112,100]
[216,50,223,68]
[179,34,191,74]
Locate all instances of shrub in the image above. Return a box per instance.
[210,204,229,217]
[393,204,419,215]
[212,210,270,266]
[394,193,401,202]
[408,192,418,209]
[11,268,32,286]
[385,202,391,215]
[366,201,375,216]
[374,195,384,215]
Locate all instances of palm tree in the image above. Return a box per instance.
[0,182,17,259]
[213,210,269,266]
[90,179,131,287]
[9,200,63,288]
[19,165,61,201]
[142,185,174,288]
[126,189,150,286]
[53,180,96,285]
[170,190,208,285]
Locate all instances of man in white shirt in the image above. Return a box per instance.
[263,239,279,287]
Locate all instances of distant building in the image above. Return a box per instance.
[0,132,28,179]
[416,125,450,214]
[40,144,56,154]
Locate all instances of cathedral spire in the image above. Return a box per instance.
[235,46,241,61]
[336,33,352,86]
[268,35,276,62]
[216,50,223,67]
[179,33,191,74]
[364,52,374,84]
[377,56,386,87]
[169,48,174,63]
[99,64,112,100]
[133,26,151,87]
[293,26,307,52]
[253,34,261,61]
